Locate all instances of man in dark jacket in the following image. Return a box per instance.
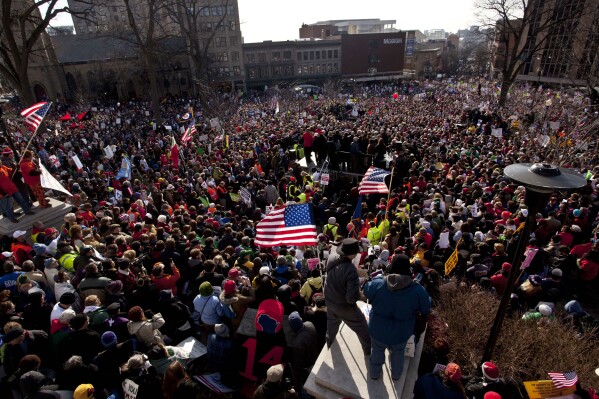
[364,254,431,380]
[324,238,371,355]
[94,331,135,390]
[288,311,319,391]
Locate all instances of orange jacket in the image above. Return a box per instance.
[20,159,41,186]
[0,165,18,196]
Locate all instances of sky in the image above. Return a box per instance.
[42,0,477,42]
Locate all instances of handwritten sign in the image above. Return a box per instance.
[320,173,330,186]
[122,379,139,399]
[524,380,576,399]
[521,248,539,270]
[307,258,319,271]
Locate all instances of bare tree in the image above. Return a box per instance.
[476,0,585,107]
[0,0,91,105]
[568,4,599,94]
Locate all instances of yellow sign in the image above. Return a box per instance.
[523,380,576,399]
[444,239,462,276]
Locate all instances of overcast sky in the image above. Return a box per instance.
[42,0,477,42]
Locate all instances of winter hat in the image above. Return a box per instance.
[538,304,553,316]
[228,268,240,279]
[199,281,213,296]
[444,363,462,383]
[481,362,499,381]
[32,244,48,256]
[259,266,270,275]
[73,384,95,399]
[276,255,287,265]
[501,262,512,272]
[2,147,13,156]
[105,280,123,295]
[328,217,336,224]
[3,326,24,343]
[266,364,284,382]
[159,289,173,302]
[551,268,563,278]
[127,306,144,322]
[59,292,76,305]
[12,230,26,239]
[288,311,304,333]
[573,209,581,217]
[59,309,77,325]
[484,393,502,399]
[19,371,46,396]
[223,280,237,295]
[44,258,54,268]
[101,331,118,348]
[528,275,542,286]
[214,323,229,338]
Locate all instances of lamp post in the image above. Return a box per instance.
[481,163,586,363]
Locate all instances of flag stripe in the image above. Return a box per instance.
[20,102,50,132]
[548,372,578,388]
[255,204,317,247]
[358,166,390,194]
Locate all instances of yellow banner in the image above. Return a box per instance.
[523,380,575,399]
[444,239,462,276]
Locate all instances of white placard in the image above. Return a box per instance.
[104,146,114,159]
[100,122,106,129]
[122,379,139,399]
[165,125,172,131]
[438,231,450,249]
[71,155,83,170]
[116,118,121,125]
[321,173,330,185]
[145,111,150,116]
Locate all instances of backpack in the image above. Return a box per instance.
[323,224,336,241]
[308,283,323,304]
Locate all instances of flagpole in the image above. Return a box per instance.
[13,102,52,178]
[385,166,395,221]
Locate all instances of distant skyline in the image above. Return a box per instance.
[41,0,477,42]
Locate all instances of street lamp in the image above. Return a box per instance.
[481,163,586,363]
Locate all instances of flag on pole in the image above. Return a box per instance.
[20,102,51,132]
[352,196,363,220]
[255,203,317,247]
[358,166,390,194]
[39,160,72,196]
[171,136,179,168]
[444,239,462,276]
[548,371,578,388]
[115,156,132,180]
[181,120,197,144]
[240,187,252,206]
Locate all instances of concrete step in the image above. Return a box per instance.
[0,198,72,236]
[304,302,425,399]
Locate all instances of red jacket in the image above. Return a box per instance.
[0,165,18,196]
[19,159,41,186]
[152,265,181,295]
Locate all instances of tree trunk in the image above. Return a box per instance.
[498,78,512,108]
[17,68,35,105]
[146,59,162,125]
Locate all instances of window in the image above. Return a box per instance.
[273,66,282,76]
[228,20,236,31]
[322,50,326,59]
[214,37,226,47]
[316,51,320,60]
[216,22,225,31]
[219,67,230,77]
[208,53,216,62]
[297,52,302,61]
[316,64,321,73]
[303,52,308,61]
[285,65,293,75]
[217,52,228,62]
[258,53,266,63]
[211,6,224,16]
[272,51,280,61]
[261,67,268,77]
[328,50,332,58]
[246,53,255,63]
[233,66,240,75]
[327,63,332,73]
[310,51,314,60]
[249,68,256,79]
[229,36,238,46]
[201,22,212,32]
[231,51,239,62]
[309,64,314,74]
[297,65,302,74]
[283,51,291,61]
[334,50,338,58]
[200,7,210,16]
[333,63,338,73]
[227,5,235,15]
[303,65,309,73]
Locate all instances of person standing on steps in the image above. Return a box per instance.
[324,238,371,355]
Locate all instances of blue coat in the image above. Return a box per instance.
[414,373,464,399]
[364,274,431,345]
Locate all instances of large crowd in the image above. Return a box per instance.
[0,78,597,399]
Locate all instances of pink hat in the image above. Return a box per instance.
[223,279,236,295]
[481,362,499,381]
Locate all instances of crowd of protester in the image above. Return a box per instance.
[0,77,597,399]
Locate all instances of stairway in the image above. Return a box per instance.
[304,303,424,399]
[0,198,72,236]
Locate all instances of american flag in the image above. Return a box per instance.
[21,102,51,132]
[255,203,317,247]
[548,371,578,388]
[358,166,390,194]
[181,121,196,144]
[240,187,252,206]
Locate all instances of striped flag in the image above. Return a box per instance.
[21,102,51,132]
[182,121,196,144]
[255,203,317,247]
[548,371,578,388]
[358,166,390,194]
[240,187,252,206]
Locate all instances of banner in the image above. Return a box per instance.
[39,160,72,197]
[523,380,576,399]
[115,156,132,180]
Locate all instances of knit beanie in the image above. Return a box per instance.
[199,281,213,297]
[288,311,304,333]
[101,331,118,348]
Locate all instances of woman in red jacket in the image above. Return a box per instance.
[151,261,181,296]
[19,151,50,208]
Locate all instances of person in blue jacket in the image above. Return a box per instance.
[363,254,431,381]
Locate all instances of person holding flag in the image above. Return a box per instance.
[20,150,50,208]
